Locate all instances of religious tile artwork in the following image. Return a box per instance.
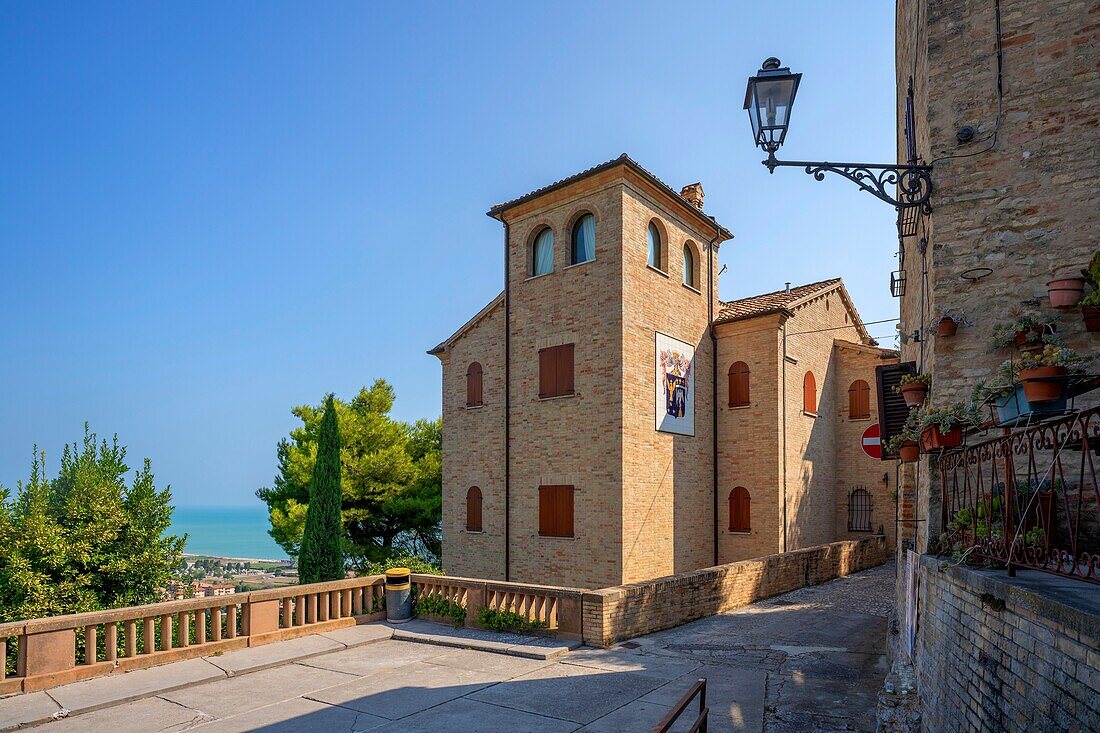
[655,332,695,436]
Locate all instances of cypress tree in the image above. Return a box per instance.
[298,394,344,584]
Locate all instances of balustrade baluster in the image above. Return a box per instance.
[196,609,207,645]
[85,625,97,664]
[178,612,190,647]
[226,605,237,639]
[211,607,223,641]
[160,615,173,651]
[104,623,117,662]
[124,619,137,657]
[281,598,293,628]
[143,618,155,654]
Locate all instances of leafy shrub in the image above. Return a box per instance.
[413,592,465,626]
[359,555,443,576]
[476,607,547,633]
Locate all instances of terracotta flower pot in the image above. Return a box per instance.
[1083,305,1100,333]
[899,382,928,408]
[1019,365,1068,403]
[898,441,920,463]
[936,317,958,337]
[1012,327,1045,349]
[1047,277,1086,308]
[921,424,962,451]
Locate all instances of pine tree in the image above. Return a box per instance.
[298,394,344,583]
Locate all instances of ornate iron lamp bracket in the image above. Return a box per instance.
[763,153,933,212]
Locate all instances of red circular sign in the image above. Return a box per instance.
[861,423,882,459]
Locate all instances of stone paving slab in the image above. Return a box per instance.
[371,697,579,733]
[641,665,766,732]
[0,691,63,731]
[388,620,580,659]
[469,661,669,725]
[317,622,393,647]
[45,657,224,716]
[202,633,344,675]
[27,696,213,732]
[160,662,358,719]
[188,695,388,732]
[560,647,702,680]
[306,660,500,719]
[577,700,681,732]
[424,647,555,679]
[296,638,442,676]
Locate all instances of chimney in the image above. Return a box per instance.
[785,282,791,295]
[680,182,705,209]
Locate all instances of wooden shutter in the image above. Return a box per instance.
[466,487,482,532]
[728,361,750,407]
[876,362,917,460]
[848,379,870,419]
[729,487,751,532]
[466,362,483,407]
[538,485,574,537]
[539,344,574,398]
[803,372,817,414]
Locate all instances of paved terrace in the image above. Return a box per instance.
[1,562,893,732]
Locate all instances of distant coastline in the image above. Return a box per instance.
[169,505,289,561]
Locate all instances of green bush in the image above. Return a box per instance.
[475,607,547,633]
[359,555,443,576]
[413,592,466,626]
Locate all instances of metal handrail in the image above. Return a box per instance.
[651,678,708,733]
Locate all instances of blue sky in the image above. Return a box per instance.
[0,2,898,506]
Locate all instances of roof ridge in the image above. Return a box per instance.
[719,278,841,307]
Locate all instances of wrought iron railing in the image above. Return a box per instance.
[937,407,1100,584]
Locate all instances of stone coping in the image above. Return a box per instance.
[919,553,1100,640]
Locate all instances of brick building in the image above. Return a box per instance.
[430,155,897,589]
[878,1,1100,730]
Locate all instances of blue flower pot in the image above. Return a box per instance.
[995,385,1066,427]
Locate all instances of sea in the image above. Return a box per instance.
[169,505,288,561]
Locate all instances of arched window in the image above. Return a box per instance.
[682,244,696,288]
[466,487,483,532]
[803,371,817,414]
[728,361,750,407]
[571,214,595,265]
[848,488,872,532]
[531,227,554,276]
[647,221,662,269]
[848,379,871,419]
[729,487,751,532]
[466,362,483,407]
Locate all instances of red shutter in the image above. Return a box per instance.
[466,487,482,532]
[729,487,751,532]
[849,379,870,419]
[728,362,750,407]
[803,372,817,414]
[539,344,574,398]
[466,363,483,407]
[558,344,574,396]
[539,485,574,537]
[539,348,554,398]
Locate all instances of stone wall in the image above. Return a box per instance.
[911,555,1100,732]
[582,536,888,647]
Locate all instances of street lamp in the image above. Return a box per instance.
[743,57,932,212]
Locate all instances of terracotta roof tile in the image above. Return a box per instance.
[716,279,842,323]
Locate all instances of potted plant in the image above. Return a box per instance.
[884,412,921,463]
[1080,252,1100,332]
[917,403,976,451]
[992,314,1056,350]
[929,311,972,338]
[1047,275,1086,308]
[895,372,931,408]
[971,361,1066,426]
[1017,343,1089,404]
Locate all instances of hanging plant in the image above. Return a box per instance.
[883,411,921,463]
[1080,252,1100,332]
[928,310,972,338]
[991,314,1056,350]
[895,372,931,408]
[1017,343,1091,404]
[916,402,980,452]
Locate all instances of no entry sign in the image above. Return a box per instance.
[861,423,881,459]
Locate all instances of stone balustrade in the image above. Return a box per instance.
[0,576,387,695]
[411,574,584,636]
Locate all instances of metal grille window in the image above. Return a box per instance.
[848,488,872,532]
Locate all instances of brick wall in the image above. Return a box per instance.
[582,536,888,647]
[913,556,1100,731]
[440,301,506,580]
